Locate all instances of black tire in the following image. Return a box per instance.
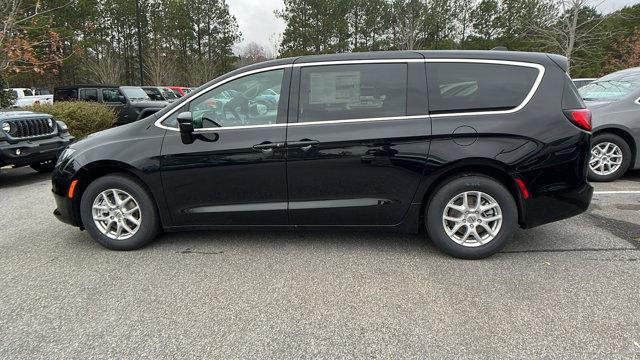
[30,160,55,173]
[80,174,160,250]
[425,175,517,259]
[588,133,632,182]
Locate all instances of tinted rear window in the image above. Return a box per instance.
[299,63,407,122]
[426,62,540,114]
[54,89,77,101]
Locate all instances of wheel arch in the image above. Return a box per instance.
[593,126,637,168]
[71,160,164,229]
[417,160,525,228]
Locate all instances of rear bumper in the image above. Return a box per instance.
[0,135,74,167]
[521,180,593,228]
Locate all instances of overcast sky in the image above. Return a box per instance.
[228,0,640,53]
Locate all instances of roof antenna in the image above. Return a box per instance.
[491,46,508,51]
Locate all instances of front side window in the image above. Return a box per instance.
[102,88,121,102]
[426,62,539,114]
[299,64,407,122]
[167,69,285,129]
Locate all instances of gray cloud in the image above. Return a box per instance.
[228,0,286,53]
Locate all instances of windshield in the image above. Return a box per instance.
[579,80,640,101]
[121,87,150,101]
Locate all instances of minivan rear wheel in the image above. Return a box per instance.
[425,175,517,259]
[588,133,631,182]
[80,174,160,250]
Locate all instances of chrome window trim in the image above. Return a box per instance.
[155,58,545,131]
[425,59,545,118]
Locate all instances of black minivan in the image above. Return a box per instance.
[52,51,593,259]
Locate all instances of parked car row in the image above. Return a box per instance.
[54,85,171,126]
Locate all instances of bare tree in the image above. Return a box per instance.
[145,47,176,85]
[184,57,219,87]
[83,48,123,84]
[533,0,612,71]
[238,42,272,67]
[390,0,424,50]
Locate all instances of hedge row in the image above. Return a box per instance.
[28,102,116,138]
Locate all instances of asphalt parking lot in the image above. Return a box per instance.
[1,167,639,359]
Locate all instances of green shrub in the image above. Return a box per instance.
[28,101,116,138]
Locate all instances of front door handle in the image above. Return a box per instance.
[288,139,319,151]
[252,141,284,153]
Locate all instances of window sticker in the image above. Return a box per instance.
[309,71,361,104]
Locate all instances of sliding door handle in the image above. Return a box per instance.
[288,139,319,151]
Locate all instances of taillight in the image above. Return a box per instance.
[564,109,592,132]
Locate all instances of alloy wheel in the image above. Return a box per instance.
[590,142,623,176]
[442,191,503,247]
[92,189,142,240]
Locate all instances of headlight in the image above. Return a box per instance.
[56,147,76,166]
[2,122,10,133]
[56,120,69,132]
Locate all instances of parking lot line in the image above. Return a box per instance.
[593,190,640,194]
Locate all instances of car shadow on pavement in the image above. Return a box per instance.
[142,229,447,257]
[0,167,51,188]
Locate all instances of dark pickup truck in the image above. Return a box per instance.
[54,85,169,125]
[0,110,74,172]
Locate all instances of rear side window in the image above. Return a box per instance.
[426,62,540,114]
[54,89,77,101]
[299,64,407,122]
[79,88,98,102]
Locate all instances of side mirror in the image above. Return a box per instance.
[118,95,126,103]
[177,111,195,144]
[177,112,194,133]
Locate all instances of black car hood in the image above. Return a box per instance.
[70,117,153,153]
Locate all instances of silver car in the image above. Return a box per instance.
[579,67,640,181]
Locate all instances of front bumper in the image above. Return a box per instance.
[522,181,593,228]
[53,190,81,227]
[0,134,74,167]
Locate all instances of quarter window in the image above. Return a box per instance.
[426,62,539,114]
[299,64,407,122]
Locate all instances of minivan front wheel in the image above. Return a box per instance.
[80,174,160,250]
[588,133,631,182]
[425,175,517,259]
